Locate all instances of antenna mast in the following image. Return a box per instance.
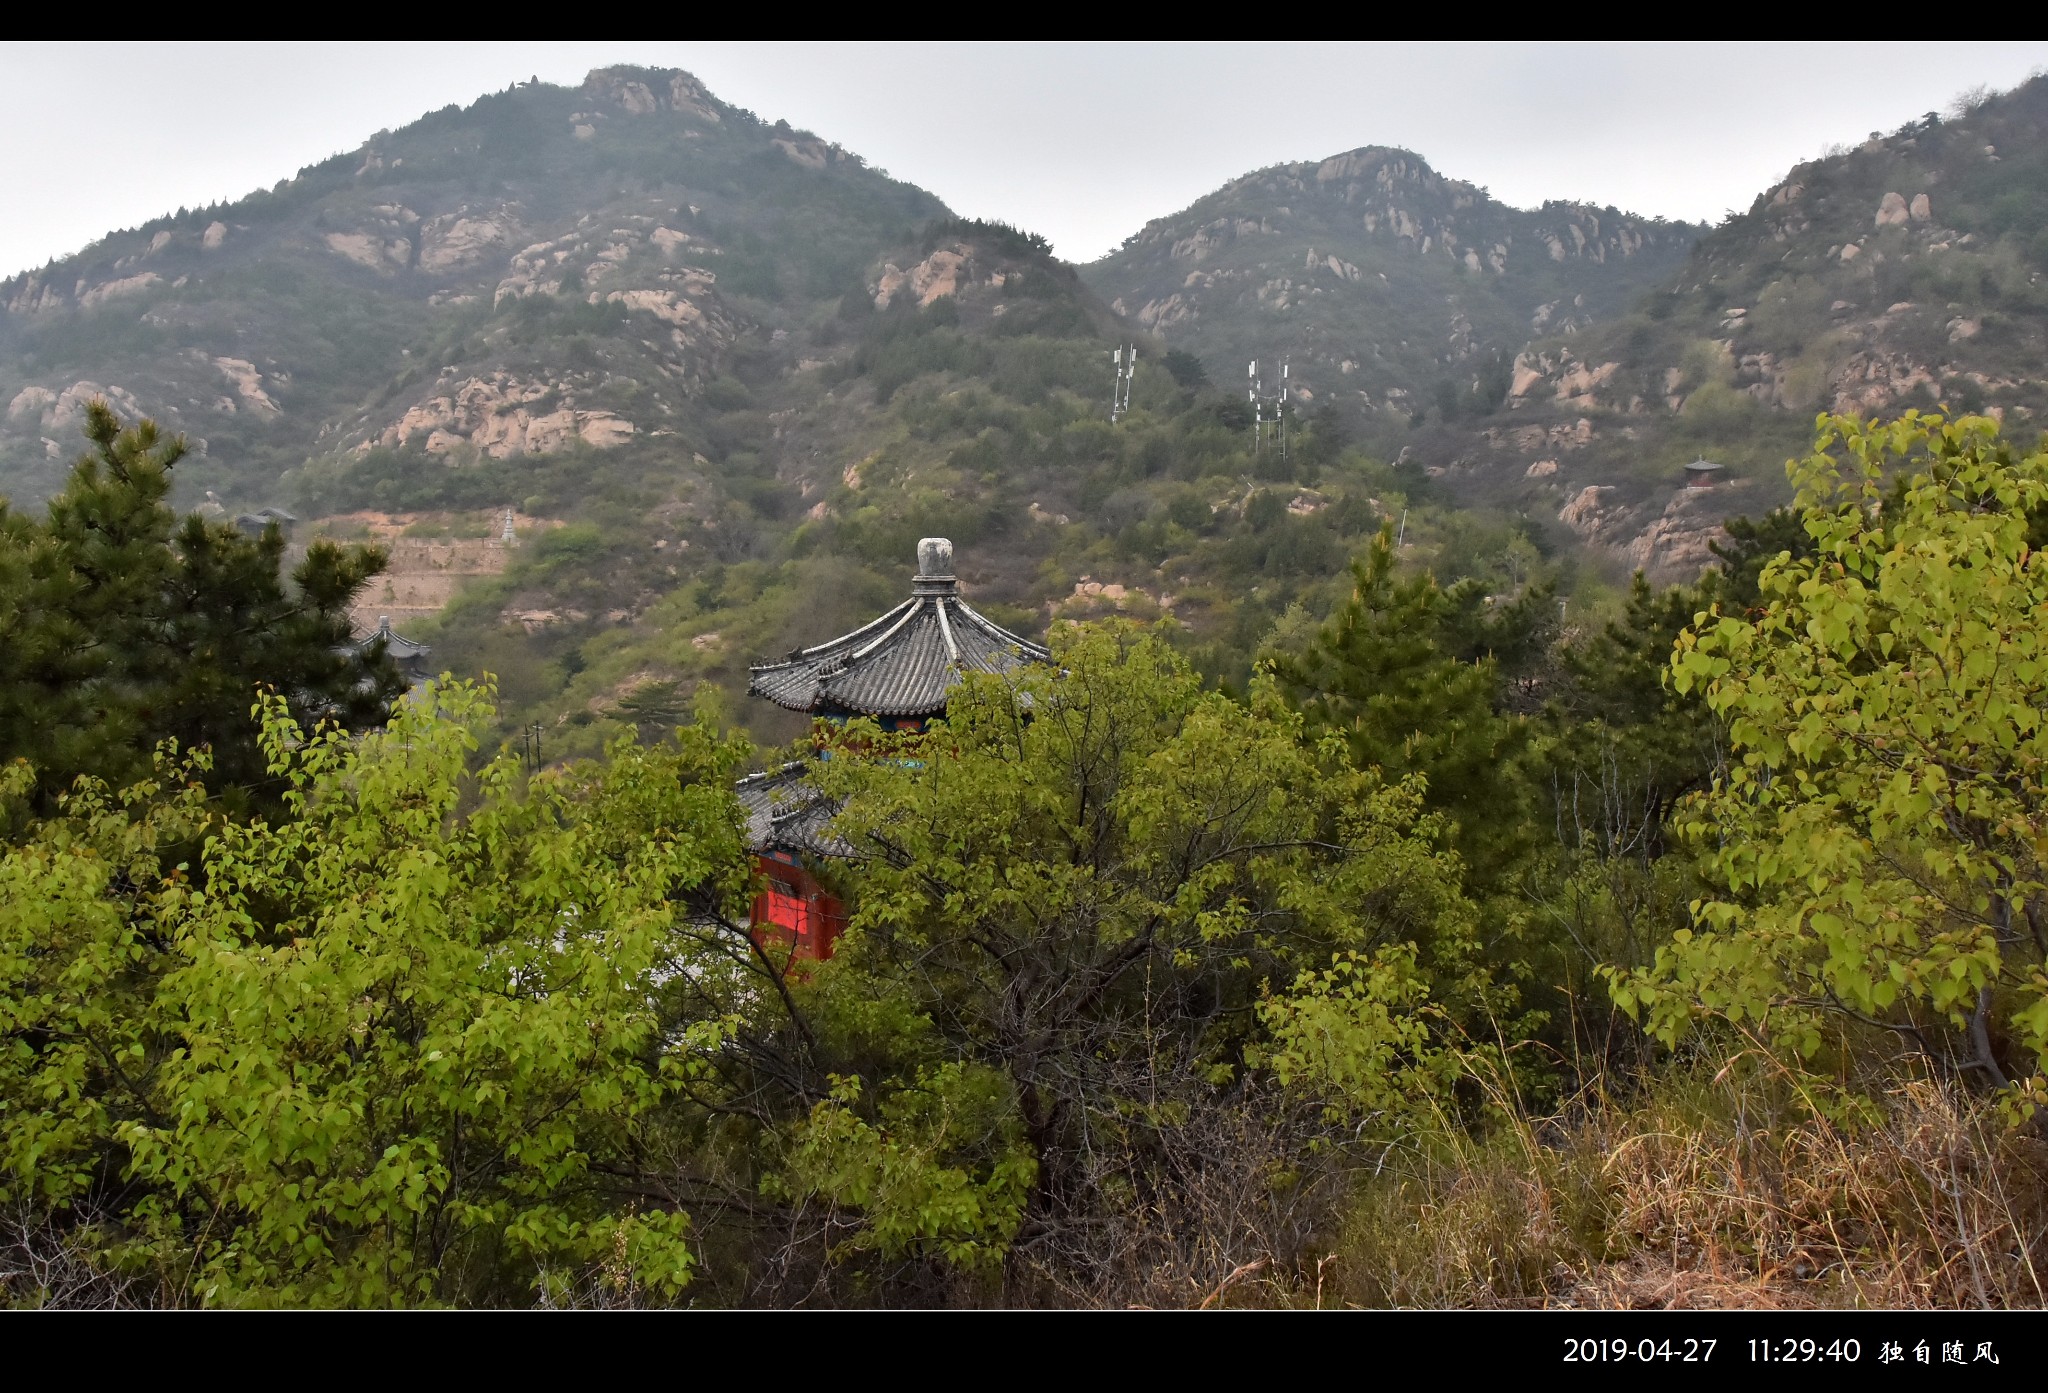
[1248,356,1292,458]
[1110,345,1136,423]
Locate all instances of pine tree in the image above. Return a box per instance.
[1272,527,1531,888]
[0,402,401,807]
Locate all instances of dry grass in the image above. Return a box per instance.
[1317,1066,2048,1310]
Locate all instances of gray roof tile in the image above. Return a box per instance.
[734,760,849,856]
[747,542,1050,719]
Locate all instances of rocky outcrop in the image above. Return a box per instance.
[324,205,419,271]
[1830,350,1935,414]
[78,273,161,310]
[419,207,518,273]
[772,137,829,170]
[210,357,280,416]
[375,373,635,458]
[202,220,228,250]
[7,380,145,434]
[873,246,971,309]
[1555,359,1619,407]
[582,67,722,124]
[326,233,407,270]
[5,274,66,316]
[599,283,714,329]
[1624,484,1743,582]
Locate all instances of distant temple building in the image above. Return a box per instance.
[234,506,297,537]
[1683,457,1725,488]
[350,615,434,687]
[737,537,1050,964]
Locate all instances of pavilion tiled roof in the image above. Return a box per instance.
[734,760,849,857]
[345,615,433,686]
[748,538,1051,719]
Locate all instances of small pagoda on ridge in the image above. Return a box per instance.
[735,537,1050,961]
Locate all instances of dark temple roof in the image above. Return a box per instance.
[748,538,1051,719]
[735,760,849,856]
[342,615,433,688]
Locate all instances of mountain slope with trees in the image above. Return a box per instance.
[1081,145,1699,437]
[6,61,2048,1310]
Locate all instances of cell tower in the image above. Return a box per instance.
[1247,357,1291,457]
[1110,344,1136,423]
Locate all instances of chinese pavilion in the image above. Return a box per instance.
[736,536,1051,963]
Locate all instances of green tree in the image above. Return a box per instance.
[1273,528,1534,889]
[1615,414,2048,1107]
[1161,349,1208,390]
[795,624,1483,1278]
[0,680,754,1305]
[0,402,398,810]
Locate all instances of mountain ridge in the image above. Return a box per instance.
[7,64,2048,752]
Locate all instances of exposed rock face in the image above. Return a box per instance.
[1830,350,1935,414]
[1558,484,1623,540]
[419,208,518,273]
[1557,480,1738,585]
[666,72,721,124]
[7,386,55,423]
[8,380,145,434]
[211,357,280,416]
[78,273,161,310]
[5,275,66,315]
[772,137,829,169]
[1482,419,1595,452]
[375,374,635,458]
[1555,359,1619,406]
[1625,484,1744,582]
[1875,191,1911,227]
[326,233,407,270]
[324,205,419,271]
[582,67,722,124]
[202,220,228,250]
[873,246,971,309]
[598,286,694,326]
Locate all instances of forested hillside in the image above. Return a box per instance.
[0,67,1497,756]
[6,63,2048,1310]
[1092,78,2048,585]
[1081,146,1698,440]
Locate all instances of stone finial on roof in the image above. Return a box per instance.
[914,537,957,597]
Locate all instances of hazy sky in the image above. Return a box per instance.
[4,41,2046,278]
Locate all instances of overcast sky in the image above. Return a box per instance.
[4,41,2046,278]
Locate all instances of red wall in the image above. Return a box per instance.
[749,855,847,967]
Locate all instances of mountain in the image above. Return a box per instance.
[0,67,943,506]
[1,66,1408,757]
[1489,76,2048,578]
[1080,148,1700,436]
[1086,79,2048,582]
[9,65,2048,754]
